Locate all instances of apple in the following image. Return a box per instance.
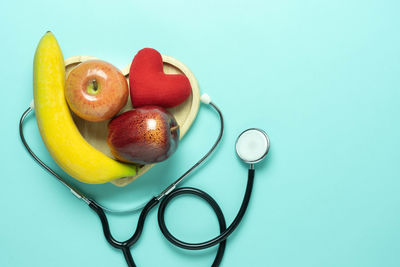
[107,106,180,164]
[65,60,128,122]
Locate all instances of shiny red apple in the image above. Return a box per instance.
[65,60,128,122]
[107,106,180,164]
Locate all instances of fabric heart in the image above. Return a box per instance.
[129,48,191,108]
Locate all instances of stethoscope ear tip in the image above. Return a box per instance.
[235,128,270,166]
[200,93,212,105]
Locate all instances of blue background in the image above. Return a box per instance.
[1,0,400,266]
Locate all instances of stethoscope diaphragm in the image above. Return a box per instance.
[235,128,270,165]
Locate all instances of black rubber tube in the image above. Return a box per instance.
[158,187,227,266]
[89,197,160,267]
[88,169,254,267]
[157,169,255,266]
[122,247,136,267]
[20,104,256,267]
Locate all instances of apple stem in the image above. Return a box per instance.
[92,79,98,92]
[170,125,180,133]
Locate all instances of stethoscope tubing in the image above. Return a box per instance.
[19,101,256,267]
[158,169,255,250]
[88,169,254,267]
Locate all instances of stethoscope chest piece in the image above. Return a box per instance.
[236,128,270,164]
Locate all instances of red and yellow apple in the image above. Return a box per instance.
[107,106,180,164]
[65,60,128,122]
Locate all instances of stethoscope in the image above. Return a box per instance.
[19,93,270,267]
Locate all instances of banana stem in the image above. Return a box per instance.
[170,125,179,133]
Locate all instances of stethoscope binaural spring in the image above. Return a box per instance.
[19,93,270,267]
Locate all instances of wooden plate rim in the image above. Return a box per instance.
[63,55,200,187]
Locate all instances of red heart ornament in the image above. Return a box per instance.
[129,48,192,108]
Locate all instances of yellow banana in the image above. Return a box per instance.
[33,31,137,184]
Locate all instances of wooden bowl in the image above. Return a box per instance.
[64,55,200,187]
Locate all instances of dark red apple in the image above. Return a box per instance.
[107,106,179,164]
[65,60,128,122]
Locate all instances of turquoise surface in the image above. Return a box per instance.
[1,0,400,266]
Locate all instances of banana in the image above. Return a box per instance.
[33,32,137,184]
